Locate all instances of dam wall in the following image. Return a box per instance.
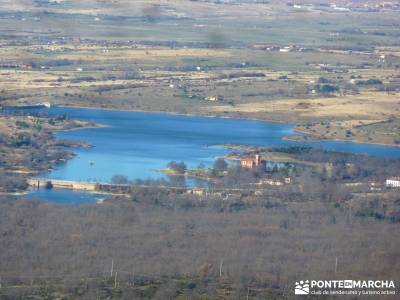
[27,179,98,191]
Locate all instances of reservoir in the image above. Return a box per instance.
[6,107,400,203]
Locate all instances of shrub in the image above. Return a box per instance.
[317,77,331,83]
[0,173,28,192]
[167,161,187,174]
[315,84,339,94]
[12,135,31,147]
[15,120,30,128]
[213,158,228,173]
[111,175,129,185]
[356,79,383,85]
[45,181,53,189]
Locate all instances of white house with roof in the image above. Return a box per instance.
[386,177,400,188]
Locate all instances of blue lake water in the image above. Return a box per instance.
[17,188,106,205]
[49,107,296,182]
[32,107,400,182]
[4,106,400,203]
[20,180,203,204]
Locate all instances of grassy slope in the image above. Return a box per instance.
[0,0,399,146]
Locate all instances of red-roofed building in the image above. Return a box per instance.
[240,154,264,169]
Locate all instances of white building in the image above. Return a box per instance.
[386,177,400,188]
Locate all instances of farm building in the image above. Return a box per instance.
[240,154,265,169]
[386,177,400,188]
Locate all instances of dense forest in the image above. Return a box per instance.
[0,190,399,299]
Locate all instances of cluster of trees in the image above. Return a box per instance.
[106,148,400,210]
[111,174,129,185]
[167,161,187,174]
[0,114,75,194]
[212,157,228,173]
[27,58,73,68]
[266,147,400,181]
[219,72,266,79]
[356,78,383,85]
[0,172,28,192]
[0,192,399,298]
[314,83,340,94]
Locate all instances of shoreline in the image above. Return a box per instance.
[0,117,108,195]
[0,191,29,196]
[56,104,289,124]
[159,169,213,182]
[292,127,400,149]
[57,104,400,148]
[53,123,109,133]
